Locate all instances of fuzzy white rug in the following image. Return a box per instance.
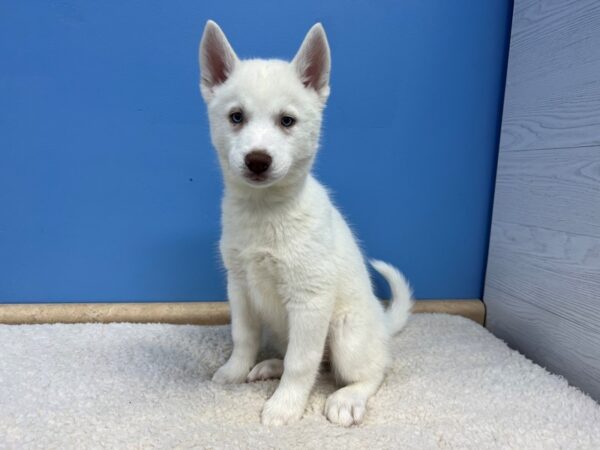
[1,314,599,449]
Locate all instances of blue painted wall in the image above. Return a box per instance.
[0,1,512,302]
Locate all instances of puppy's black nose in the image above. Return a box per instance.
[244,151,272,175]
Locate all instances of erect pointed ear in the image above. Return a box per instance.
[292,23,331,100]
[199,20,238,101]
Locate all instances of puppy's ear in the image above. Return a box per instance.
[199,20,238,101]
[292,23,331,101]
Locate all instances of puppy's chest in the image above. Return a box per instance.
[222,214,324,308]
[221,205,332,305]
[223,224,288,284]
[222,228,290,330]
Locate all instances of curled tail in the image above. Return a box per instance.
[370,259,414,336]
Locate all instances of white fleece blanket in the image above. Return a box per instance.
[1,314,599,449]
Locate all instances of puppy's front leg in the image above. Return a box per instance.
[212,276,260,384]
[261,299,332,425]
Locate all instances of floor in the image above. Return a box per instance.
[1,314,599,449]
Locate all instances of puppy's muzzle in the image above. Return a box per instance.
[245,151,272,175]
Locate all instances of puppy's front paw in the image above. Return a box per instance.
[212,360,250,384]
[261,394,304,426]
[325,390,366,427]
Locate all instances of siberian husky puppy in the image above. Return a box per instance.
[199,20,413,426]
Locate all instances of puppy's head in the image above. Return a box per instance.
[199,21,330,189]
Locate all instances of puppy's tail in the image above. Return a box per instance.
[370,259,414,336]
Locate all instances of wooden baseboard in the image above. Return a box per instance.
[0,300,484,325]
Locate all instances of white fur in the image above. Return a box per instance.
[199,20,414,427]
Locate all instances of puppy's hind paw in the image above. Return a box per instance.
[246,359,284,382]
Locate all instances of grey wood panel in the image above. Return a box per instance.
[492,146,600,236]
[500,0,600,150]
[485,291,600,401]
[485,0,600,401]
[487,220,600,328]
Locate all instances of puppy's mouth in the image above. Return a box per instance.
[245,172,269,183]
[243,171,272,186]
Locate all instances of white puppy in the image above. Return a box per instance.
[199,20,413,427]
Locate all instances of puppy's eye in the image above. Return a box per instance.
[230,111,244,124]
[280,115,296,128]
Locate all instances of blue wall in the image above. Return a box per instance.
[0,1,512,302]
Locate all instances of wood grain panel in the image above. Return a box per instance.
[500,0,600,150]
[487,221,600,326]
[492,146,600,236]
[485,0,600,401]
[485,290,600,400]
